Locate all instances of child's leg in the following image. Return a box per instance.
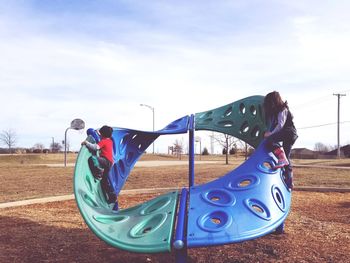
[283,166,294,190]
[265,132,289,169]
[97,158,118,204]
[88,156,104,179]
[273,148,289,169]
[282,138,296,189]
[100,175,117,204]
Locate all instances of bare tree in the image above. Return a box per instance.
[314,142,330,153]
[50,142,62,153]
[173,138,184,160]
[235,140,254,160]
[0,129,17,153]
[210,133,238,164]
[34,143,45,150]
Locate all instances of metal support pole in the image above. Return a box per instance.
[189,115,195,187]
[333,93,346,158]
[174,188,188,263]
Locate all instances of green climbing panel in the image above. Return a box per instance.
[195,95,267,148]
[74,146,179,253]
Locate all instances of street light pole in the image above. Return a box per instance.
[140,104,155,154]
[64,127,70,166]
[51,137,55,152]
[195,136,201,160]
[333,93,346,158]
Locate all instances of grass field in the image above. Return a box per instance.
[0,153,349,203]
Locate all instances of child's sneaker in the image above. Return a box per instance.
[275,159,289,169]
[113,201,119,211]
[273,147,289,169]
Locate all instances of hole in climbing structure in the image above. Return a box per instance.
[263,162,272,169]
[240,121,249,134]
[199,111,213,119]
[250,105,257,116]
[239,179,251,187]
[257,159,277,174]
[245,199,271,220]
[272,185,286,212]
[252,205,264,213]
[198,211,232,232]
[251,126,260,138]
[223,106,233,117]
[82,193,99,208]
[239,103,246,115]
[202,189,235,207]
[142,227,152,234]
[129,213,166,237]
[141,196,171,215]
[120,134,127,146]
[217,120,234,128]
[226,174,260,191]
[119,133,129,154]
[276,192,282,204]
[211,218,221,225]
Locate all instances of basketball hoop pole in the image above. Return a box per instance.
[64,118,85,167]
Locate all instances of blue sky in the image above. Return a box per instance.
[1,1,350,152]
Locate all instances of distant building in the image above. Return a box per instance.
[291,148,316,159]
[325,144,350,158]
[291,145,350,159]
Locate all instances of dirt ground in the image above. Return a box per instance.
[0,154,350,262]
[1,191,349,263]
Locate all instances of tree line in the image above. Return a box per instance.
[0,129,67,154]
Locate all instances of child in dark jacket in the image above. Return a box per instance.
[263,91,298,189]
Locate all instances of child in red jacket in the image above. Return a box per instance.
[82,125,114,179]
[82,125,117,206]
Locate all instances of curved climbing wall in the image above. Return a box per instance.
[74,95,293,254]
[187,141,292,247]
[74,145,179,252]
[108,115,190,195]
[74,116,189,253]
[195,95,266,148]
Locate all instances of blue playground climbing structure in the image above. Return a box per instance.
[74,95,292,262]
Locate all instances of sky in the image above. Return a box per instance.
[0,0,350,153]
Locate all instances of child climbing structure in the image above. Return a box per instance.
[74,95,292,261]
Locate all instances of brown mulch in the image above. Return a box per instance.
[1,191,349,263]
